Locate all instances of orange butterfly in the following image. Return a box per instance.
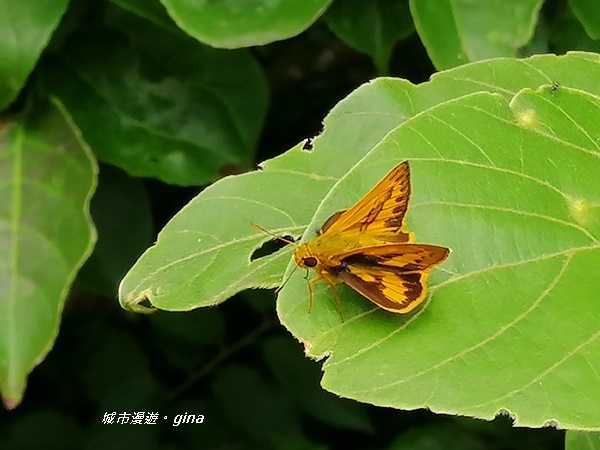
[292,161,449,315]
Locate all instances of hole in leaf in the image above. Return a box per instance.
[251,236,295,261]
[138,296,156,310]
[302,137,314,150]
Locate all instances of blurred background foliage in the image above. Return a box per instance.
[0,0,598,447]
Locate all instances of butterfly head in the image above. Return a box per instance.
[294,244,319,269]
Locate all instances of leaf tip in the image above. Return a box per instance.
[120,288,158,314]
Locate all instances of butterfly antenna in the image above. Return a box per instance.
[252,223,301,295]
[275,263,299,295]
[252,223,299,247]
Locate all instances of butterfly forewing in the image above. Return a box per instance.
[338,243,449,268]
[320,161,413,243]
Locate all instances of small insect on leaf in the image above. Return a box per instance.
[292,161,449,318]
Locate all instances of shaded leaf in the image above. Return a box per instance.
[324,0,414,73]
[0,0,69,109]
[410,0,543,69]
[569,0,600,40]
[550,6,600,54]
[0,99,97,408]
[42,22,266,185]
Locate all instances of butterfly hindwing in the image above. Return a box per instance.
[337,268,426,313]
[335,244,449,313]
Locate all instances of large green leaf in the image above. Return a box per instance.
[160,0,332,48]
[411,0,542,70]
[0,0,68,110]
[0,99,97,408]
[279,86,600,430]
[120,53,600,428]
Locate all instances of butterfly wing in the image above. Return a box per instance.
[320,161,413,243]
[335,244,449,313]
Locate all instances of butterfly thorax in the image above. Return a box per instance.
[294,233,383,270]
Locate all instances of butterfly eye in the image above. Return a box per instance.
[303,257,318,268]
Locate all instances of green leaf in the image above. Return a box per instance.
[0,99,97,408]
[160,0,332,48]
[569,0,600,39]
[324,0,414,73]
[550,6,600,54]
[279,73,600,429]
[120,52,600,428]
[566,431,600,450]
[0,0,69,110]
[410,0,543,69]
[42,22,267,185]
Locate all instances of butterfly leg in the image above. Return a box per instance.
[307,274,323,313]
[306,271,344,320]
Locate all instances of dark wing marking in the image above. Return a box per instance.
[339,244,449,270]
